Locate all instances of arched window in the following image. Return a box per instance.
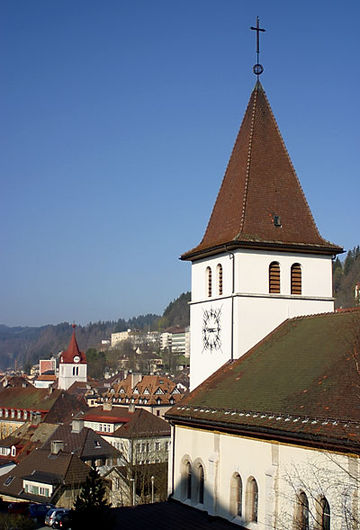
[246,477,258,522]
[269,262,280,293]
[230,473,242,517]
[291,263,302,295]
[198,464,204,504]
[206,267,212,297]
[295,491,309,530]
[186,462,192,500]
[317,496,330,530]
[181,460,192,500]
[217,264,223,295]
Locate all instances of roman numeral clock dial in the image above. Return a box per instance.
[202,308,222,352]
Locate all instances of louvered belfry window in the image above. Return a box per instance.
[206,267,212,297]
[269,262,280,293]
[291,263,302,295]
[217,264,223,295]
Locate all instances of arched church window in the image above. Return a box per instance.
[206,267,212,297]
[269,262,280,293]
[317,496,330,530]
[245,476,258,522]
[295,491,309,530]
[291,263,302,295]
[185,461,192,500]
[230,473,242,517]
[217,264,223,295]
[197,464,204,504]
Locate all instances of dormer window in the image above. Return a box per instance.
[133,387,139,394]
[144,388,150,395]
[273,214,281,227]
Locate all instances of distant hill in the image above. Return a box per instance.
[157,292,190,330]
[333,246,360,309]
[0,292,191,370]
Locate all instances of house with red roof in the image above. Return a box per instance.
[100,374,185,418]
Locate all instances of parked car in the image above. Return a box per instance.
[29,502,54,522]
[45,507,69,527]
[8,501,30,515]
[52,510,74,529]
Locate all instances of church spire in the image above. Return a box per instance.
[182,82,342,260]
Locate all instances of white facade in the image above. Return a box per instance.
[58,362,87,391]
[170,425,358,529]
[111,330,131,347]
[107,435,169,465]
[190,249,334,390]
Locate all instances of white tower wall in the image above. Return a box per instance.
[190,249,334,390]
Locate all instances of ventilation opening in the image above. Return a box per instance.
[273,215,281,227]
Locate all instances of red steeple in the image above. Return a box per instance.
[60,325,87,364]
[182,82,343,260]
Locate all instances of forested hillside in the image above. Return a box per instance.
[333,246,360,308]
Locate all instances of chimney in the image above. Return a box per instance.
[128,404,135,413]
[32,412,42,425]
[51,440,64,455]
[130,373,142,389]
[71,419,84,434]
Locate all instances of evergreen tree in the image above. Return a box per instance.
[73,467,110,528]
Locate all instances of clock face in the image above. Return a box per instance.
[73,356,80,363]
[202,307,221,352]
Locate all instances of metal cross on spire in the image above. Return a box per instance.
[250,16,266,78]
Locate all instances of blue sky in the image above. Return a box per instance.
[1,1,359,326]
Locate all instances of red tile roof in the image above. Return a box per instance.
[182,82,343,260]
[83,406,134,424]
[113,408,170,438]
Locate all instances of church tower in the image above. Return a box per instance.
[182,81,343,390]
[58,324,87,390]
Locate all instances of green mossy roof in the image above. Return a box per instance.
[168,309,360,446]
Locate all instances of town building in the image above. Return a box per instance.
[100,374,185,418]
[0,385,87,439]
[160,326,190,357]
[105,408,170,466]
[0,445,90,508]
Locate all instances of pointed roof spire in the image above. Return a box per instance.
[60,324,87,364]
[182,82,342,260]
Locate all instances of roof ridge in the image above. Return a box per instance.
[260,86,323,242]
[238,83,258,235]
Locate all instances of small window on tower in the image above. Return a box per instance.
[217,264,223,295]
[291,263,302,295]
[269,262,280,293]
[206,267,212,297]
